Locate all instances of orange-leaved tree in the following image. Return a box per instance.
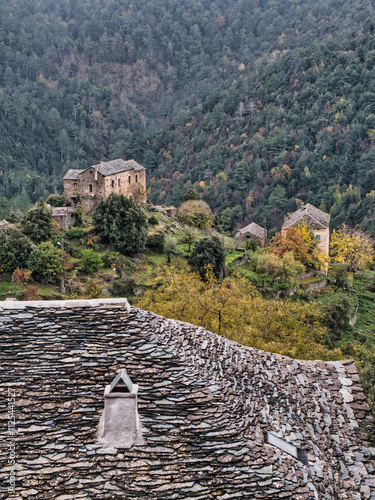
[270,222,323,269]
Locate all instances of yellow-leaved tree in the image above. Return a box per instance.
[137,266,334,360]
[330,224,374,272]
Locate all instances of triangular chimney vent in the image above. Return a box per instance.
[109,369,133,393]
[98,369,144,448]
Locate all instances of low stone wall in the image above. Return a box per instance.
[0,299,374,499]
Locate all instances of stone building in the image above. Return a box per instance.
[235,222,267,247]
[282,203,330,257]
[63,159,146,213]
[51,206,77,231]
[0,298,374,499]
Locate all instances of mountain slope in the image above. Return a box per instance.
[0,0,374,233]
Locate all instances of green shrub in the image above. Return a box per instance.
[188,235,225,279]
[0,229,34,273]
[148,215,159,226]
[323,293,356,347]
[46,194,66,207]
[65,227,86,239]
[93,193,148,256]
[146,232,165,251]
[246,239,258,252]
[28,242,63,282]
[80,249,103,274]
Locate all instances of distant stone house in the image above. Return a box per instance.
[51,206,77,231]
[63,159,146,213]
[282,203,330,257]
[235,222,267,247]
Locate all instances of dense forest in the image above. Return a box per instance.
[1,0,375,235]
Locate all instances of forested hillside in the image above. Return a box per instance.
[1,0,375,234]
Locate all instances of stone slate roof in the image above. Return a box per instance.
[236,222,266,240]
[0,299,374,500]
[89,159,146,176]
[282,203,331,231]
[63,169,84,180]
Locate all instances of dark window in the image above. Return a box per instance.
[135,175,138,183]
[316,234,321,241]
[89,185,93,193]
[118,179,121,186]
[128,176,131,183]
[111,180,115,188]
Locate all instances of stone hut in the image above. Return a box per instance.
[0,299,374,499]
[63,159,146,213]
[282,203,330,257]
[235,222,267,247]
[51,206,77,231]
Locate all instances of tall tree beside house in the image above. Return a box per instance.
[19,202,53,244]
[270,222,322,269]
[330,225,375,271]
[92,193,148,256]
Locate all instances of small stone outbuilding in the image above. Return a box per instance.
[235,222,267,247]
[51,206,77,231]
[63,159,146,213]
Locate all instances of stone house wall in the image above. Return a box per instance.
[64,167,146,213]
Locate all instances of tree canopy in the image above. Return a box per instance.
[92,193,148,256]
[1,0,375,239]
[19,202,53,244]
[330,225,374,271]
[0,229,33,273]
[138,267,331,360]
[188,235,225,279]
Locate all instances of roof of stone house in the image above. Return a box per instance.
[63,169,84,180]
[89,159,146,176]
[235,222,266,240]
[282,203,331,231]
[0,299,374,499]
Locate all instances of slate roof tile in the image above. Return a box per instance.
[0,299,373,499]
[282,203,330,230]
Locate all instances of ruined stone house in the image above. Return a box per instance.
[0,298,374,499]
[63,159,146,214]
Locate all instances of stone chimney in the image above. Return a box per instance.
[98,369,144,448]
[94,164,98,181]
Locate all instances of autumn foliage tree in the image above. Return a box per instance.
[12,267,32,286]
[256,251,305,290]
[137,267,333,360]
[177,200,214,229]
[330,225,374,271]
[270,222,322,269]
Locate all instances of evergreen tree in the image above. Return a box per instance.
[19,202,53,244]
[0,229,33,273]
[188,235,225,279]
[92,193,147,256]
